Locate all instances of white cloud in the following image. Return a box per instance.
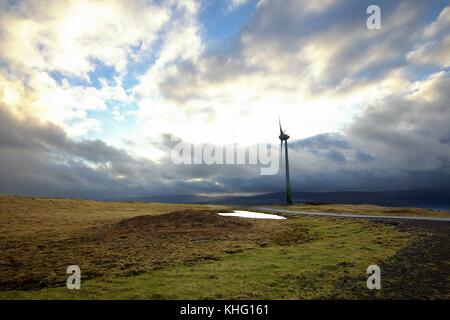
[129,0,424,149]
[227,0,251,12]
[423,6,450,39]
[407,6,450,67]
[0,0,170,77]
[0,0,170,140]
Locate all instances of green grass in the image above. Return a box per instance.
[0,217,411,299]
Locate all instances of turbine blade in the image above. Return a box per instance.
[279,115,283,134]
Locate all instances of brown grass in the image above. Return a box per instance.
[0,194,228,239]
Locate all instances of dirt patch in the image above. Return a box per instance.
[328,220,450,299]
[377,221,450,299]
[115,210,252,233]
[0,210,310,290]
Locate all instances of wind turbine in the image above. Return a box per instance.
[279,117,293,205]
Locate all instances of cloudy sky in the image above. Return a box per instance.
[1,0,449,199]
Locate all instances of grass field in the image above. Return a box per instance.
[0,195,449,299]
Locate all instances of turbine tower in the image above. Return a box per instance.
[279,118,293,205]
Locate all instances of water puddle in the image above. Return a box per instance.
[218,210,286,220]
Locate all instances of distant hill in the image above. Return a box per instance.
[121,190,450,211]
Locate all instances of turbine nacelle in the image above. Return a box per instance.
[279,132,290,141]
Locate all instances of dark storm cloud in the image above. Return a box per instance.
[0,104,164,198]
[290,133,351,150]
[355,151,375,163]
[0,104,269,197]
[349,73,450,154]
[343,71,450,190]
[2,86,449,199]
[325,150,346,163]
